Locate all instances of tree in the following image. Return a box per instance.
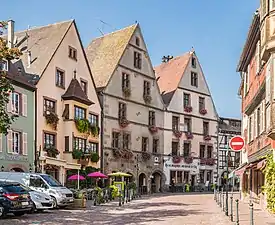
[0,21,22,135]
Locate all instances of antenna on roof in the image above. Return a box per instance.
[97,28,104,36]
[135,20,138,24]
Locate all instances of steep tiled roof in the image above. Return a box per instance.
[62,78,94,106]
[85,24,138,89]
[154,52,191,105]
[6,20,73,76]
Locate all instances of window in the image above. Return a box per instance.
[74,106,86,119]
[203,121,209,135]
[89,142,98,153]
[44,133,56,149]
[143,81,151,96]
[184,171,189,182]
[184,117,191,132]
[118,102,127,119]
[183,93,190,107]
[12,131,21,154]
[122,73,130,89]
[65,136,69,152]
[123,133,130,149]
[199,97,205,110]
[142,137,148,152]
[200,170,205,183]
[135,37,140,46]
[224,135,228,145]
[134,51,142,69]
[191,72,198,87]
[149,111,155,126]
[200,145,205,158]
[30,176,46,188]
[248,116,252,142]
[206,171,212,182]
[74,137,86,152]
[69,46,77,60]
[172,116,179,131]
[112,132,120,148]
[257,107,261,137]
[172,141,178,155]
[56,69,65,88]
[191,57,196,68]
[12,92,20,114]
[0,60,8,71]
[43,98,55,113]
[207,146,212,158]
[153,139,159,153]
[183,142,190,157]
[89,113,98,125]
[80,80,87,95]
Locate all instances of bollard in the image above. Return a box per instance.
[249,202,254,225]
[220,191,222,207]
[119,191,122,206]
[223,192,225,212]
[235,199,239,225]
[230,196,233,221]
[216,191,219,204]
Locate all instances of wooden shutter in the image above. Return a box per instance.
[266,63,271,102]
[0,134,2,152]
[262,101,265,133]
[256,41,260,74]
[7,130,13,153]
[7,93,12,112]
[22,94,27,117]
[22,133,28,155]
[272,0,275,9]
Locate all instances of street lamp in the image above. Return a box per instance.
[1,166,4,172]
[29,164,32,173]
[225,143,229,216]
[136,154,139,197]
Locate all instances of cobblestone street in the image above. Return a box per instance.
[0,194,233,225]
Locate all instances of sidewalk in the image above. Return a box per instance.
[216,193,275,224]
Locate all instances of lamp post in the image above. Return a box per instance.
[29,164,32,173]
[225,143,229,216]
[136,154,139,197]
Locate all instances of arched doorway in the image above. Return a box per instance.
[10,168,24,172]
[138,173,147,194]
[151,171,162,193]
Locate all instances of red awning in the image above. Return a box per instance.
[235,166,247,176]
[257,159,266,170]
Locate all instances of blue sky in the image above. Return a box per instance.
[3,0,258,118]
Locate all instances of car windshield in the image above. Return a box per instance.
[40,174,62,187]
[3,184,29,193]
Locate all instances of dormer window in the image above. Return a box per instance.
[69,46,77,61]
[135,37,140,46]
[191,57,196,68]
[0,60,8,71]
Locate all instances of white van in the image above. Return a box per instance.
[0,172,74,208]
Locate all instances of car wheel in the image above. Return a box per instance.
[0,206,6,219]
[13,212,25,217]
[30,202,36,214]
[51,196,57,209]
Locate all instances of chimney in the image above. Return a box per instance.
[27,51,31,68]
[7,20,15,49]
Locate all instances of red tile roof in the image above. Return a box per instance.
[154,52,191,105]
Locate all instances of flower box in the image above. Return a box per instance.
[143,94,152,104]
[122,87,131,97]
[119,118,129,128]
[204,135,211,141]
[44,147,59,158]
[199,108,207,115]
[113,149,121,158]
[184,157,193,164]
[185,132,193,140]
[141,152,151,161]
[75,118,90,133]
[45,111,59,130]
[149,125,158,134]
[184,106,193,113]
[121,149,134,159]
[173,130,182,138]
[172,156,181,163]
[206,158,215,166]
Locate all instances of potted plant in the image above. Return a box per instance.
[185,132,193,139]
[72,190,87,208]
[75,118,90,133]
[90,125,99,136]
[122,149,133,159]
[173,130,182,138]
[44,146,59,158]
[184,105,192,113]
[199,108,207,115]
[45,111,59,130]
[90,152,100,162]
[172,156,181,163]
[142,152,151,161]
[149,125,158,134]
[122,87,131,97]
[204,135,211,141]
[72,149,83,160]
[143,94,152,104]
[119,118,129,128]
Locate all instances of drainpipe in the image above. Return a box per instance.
[100,92,104,172]
[34,89,38,173]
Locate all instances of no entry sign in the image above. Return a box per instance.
[229,136,245,151]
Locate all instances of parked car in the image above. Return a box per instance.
[0,172,74,208]
[0,181,33,218]
[0,179,53,212]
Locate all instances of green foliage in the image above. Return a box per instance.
[90,125,99,136]
[90,152,99,162]
[262,154,275,213]
[45,112,59,130]
[127,182,136,190]
[44,146,59,158]
[95,186,104,203]
[72,149,83,159]
[109,185,120,198]
[75,118,90,133]
[0,21,22,135]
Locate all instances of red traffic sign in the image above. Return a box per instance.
[229,136,245,151]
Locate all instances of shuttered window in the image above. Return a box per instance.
[22,133,28,155]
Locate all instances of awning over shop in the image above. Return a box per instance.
[257,159,266,170]
[234,163,248,176]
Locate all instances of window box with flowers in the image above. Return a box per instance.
[184,157,193,164]
[199,108,207,115]
[172,156,181,163]
[143,94,152,104]
[205,158,215,166]
[72,149,83,160]
[184,106,193,113]
[142,152,151,161]
[90,125,99,136]
[45,111,59,130]
[122,87,131,97]
[113,149,121,158]
[185,132,193,140]
[90,152,100,162]
[148,125,158,134]
[121,149,134,160]
[75,118,90,133]
[119,118,129,128]
[173,130,182,138]
[44,146,59,158]
[204,135,211,141]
